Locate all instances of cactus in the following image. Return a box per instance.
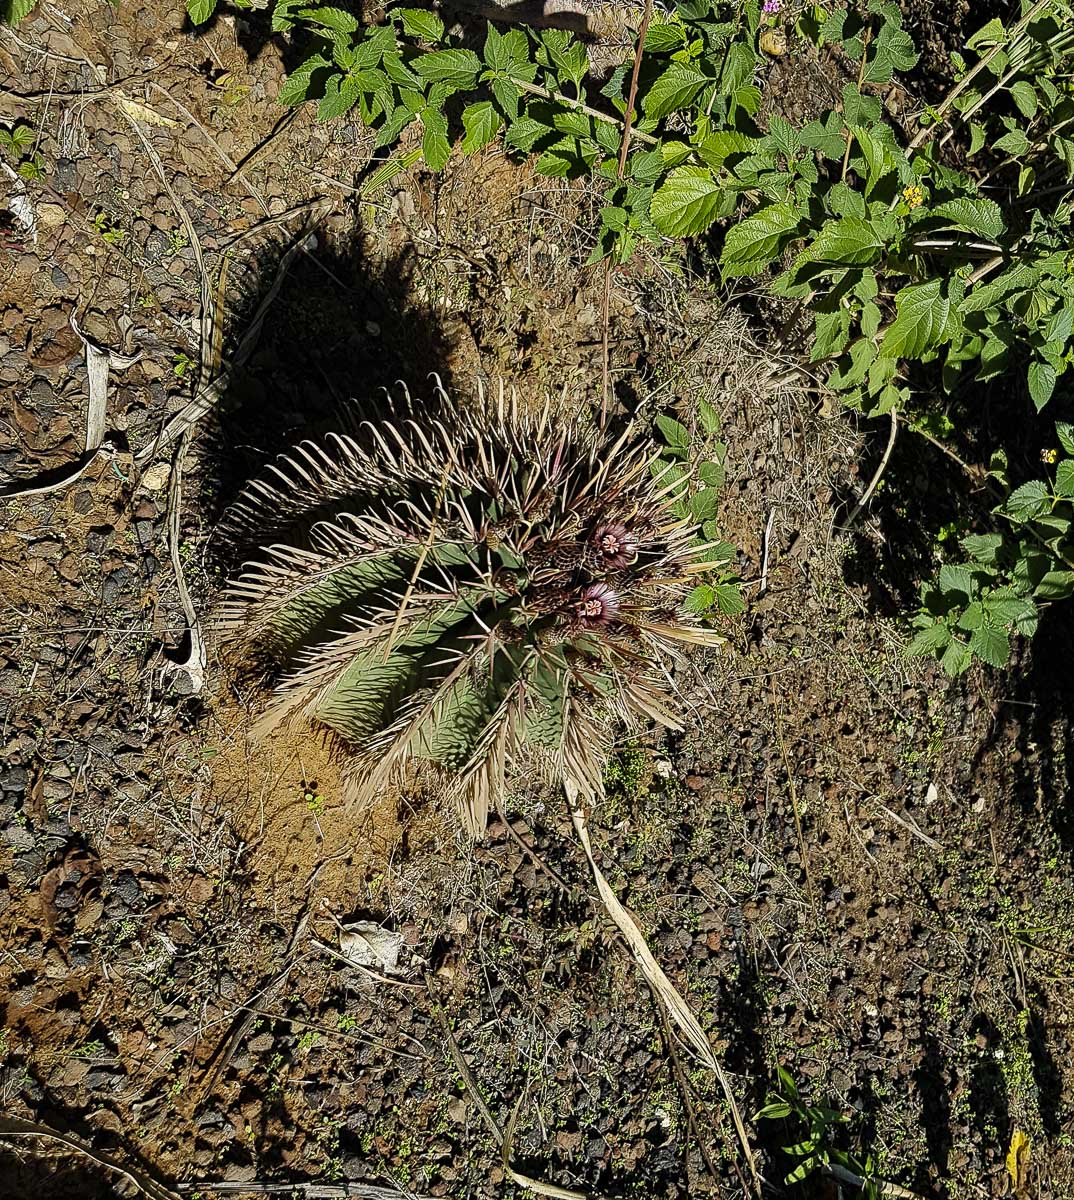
[219,380,720,835]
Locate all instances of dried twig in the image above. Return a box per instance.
[839,406,898,532]
[428,984,591,1199]
[0,1115,180,1200]
[0,311,139,499]
[180,1182,435,1199]
[563,775,762,1198]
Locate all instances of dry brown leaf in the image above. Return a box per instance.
[116,97,178,128]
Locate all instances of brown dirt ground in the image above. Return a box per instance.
[1,4,1073,1200]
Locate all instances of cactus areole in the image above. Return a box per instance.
[220,381,722,835]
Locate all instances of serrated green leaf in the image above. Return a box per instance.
[960,262,1040,314]
[414,48,482,87]
[685,584,715,614]
[720,201,802,277]
[1003,479,1050,522]
[880,279,955,359]
[939,564,973,599]
[317,74,360,122]
[961,533,1003,563]
[461,101,502,154]
[801,216,887,266]
[186,0,216,23]
[491,76,521,119]
[504,115,551,153]
[927,197,1005,240]
[398,7,444,41]
[644,20,688,52]
[941,637,972,676]
[907,622,951,656]
[715,583,745,614]
[1036,571,1074,599]
[644,64,709,120]
[969,621,1009,668]
[651,166,724,238]
[1028,361,1057,411]
[1057,422,1074,457]
[420,105,451,170]
[301,5,359,33]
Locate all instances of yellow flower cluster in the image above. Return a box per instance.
[902,183,925,210]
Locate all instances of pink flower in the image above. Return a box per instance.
[576,582,620,626]
[763,0,781,12]
[591,522,639,569]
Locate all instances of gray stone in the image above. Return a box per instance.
[2,823,34,849]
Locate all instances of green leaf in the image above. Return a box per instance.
[651,166,724,238]
[186,0,216,23]
[969,621,1010,668]
[301,5,360,33]
[1028,361,1057,411]
[277,61,324,106]
[317,74,361,122]
[994,127,1030,156]
[644,64,709,120]
[490,76,521,119]
[720,202,802,277]
[842,84,882,128]
[961,533,1003,563]
[414,48,482,87]
[504,115,551,153]
[927,197,1005,240]
[420,105,451,170]
[880,280,955,359]
[1057,422,1074,457]
[1003,480,1049,522]
[959,262,1040,314]
[940,638,972,676]
[690,488,720,523]
[1009,79,1038,120]
[968,122,987,157]
[1036,571,1074,600]
[939,564,974,599]
[801,217,886,266]
[715,583,745,614]
[966,18,1005,50]
[755,1101,794,1120]
[644,20,687,52]
[907,622,951,657]
[461,101,502,154]
[685,584,715,614]
[655,414,691,458]
[398,7,444,41]
[699,461,725,487]
[698,398,720,436]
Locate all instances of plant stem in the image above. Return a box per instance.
[841,26,873,182]
[840,406,898,532]
[507,73,660,146]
